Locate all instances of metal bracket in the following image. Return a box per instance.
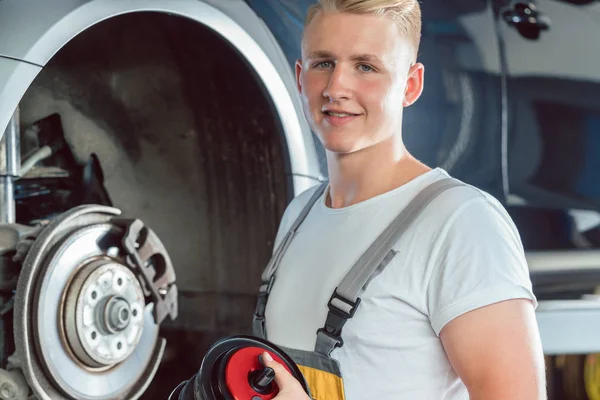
[0,367,28,400]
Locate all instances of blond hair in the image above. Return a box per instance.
[305,0,422,59]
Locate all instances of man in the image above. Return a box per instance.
[259,0,547,399]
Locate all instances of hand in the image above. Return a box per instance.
[260,352,311,400]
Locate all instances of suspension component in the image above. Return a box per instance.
[0,108,20,224]
[0,368,28,400]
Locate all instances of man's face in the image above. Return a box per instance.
[297,11,423,154]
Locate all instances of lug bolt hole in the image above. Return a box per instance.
[91,331,97,340]
[132,309,138,317]
[117,342,122,350]
[117,278,123,286]
[91,291,97,300]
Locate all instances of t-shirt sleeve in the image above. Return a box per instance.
[427,195,537,336]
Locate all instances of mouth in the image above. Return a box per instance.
[323,111,360,117]
[322,110,361,127]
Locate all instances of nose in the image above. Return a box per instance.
[322,66,352,102]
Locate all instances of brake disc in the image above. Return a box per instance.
[13,205,177,400]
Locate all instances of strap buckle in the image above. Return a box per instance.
[254,276,275,319]
[327,289,361,320]
[316,289,361,347]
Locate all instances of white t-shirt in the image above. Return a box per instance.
[264,168,537,400]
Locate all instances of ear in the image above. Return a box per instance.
[403,62,425,107]
[295,59,303,95]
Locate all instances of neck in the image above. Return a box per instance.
[325,135,431,209]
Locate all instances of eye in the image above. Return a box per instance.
[314,61,333,69]
[358,64,374,72]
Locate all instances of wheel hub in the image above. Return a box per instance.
[63,259,146,368]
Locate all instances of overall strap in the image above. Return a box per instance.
[253,182,328,338]
[315,178,464,355]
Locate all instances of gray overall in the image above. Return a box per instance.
[252,178,463,399]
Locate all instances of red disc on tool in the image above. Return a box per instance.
[225,346,293,400]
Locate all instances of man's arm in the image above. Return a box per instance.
[440,299,547,400]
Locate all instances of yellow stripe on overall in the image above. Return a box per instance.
[284,346,346,400]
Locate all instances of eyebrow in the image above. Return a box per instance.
[307,50,335,59]
[351,54,381,63]
[306,51,382,63]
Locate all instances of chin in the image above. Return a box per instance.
[320,138,364,155]
[318,126,367,153]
